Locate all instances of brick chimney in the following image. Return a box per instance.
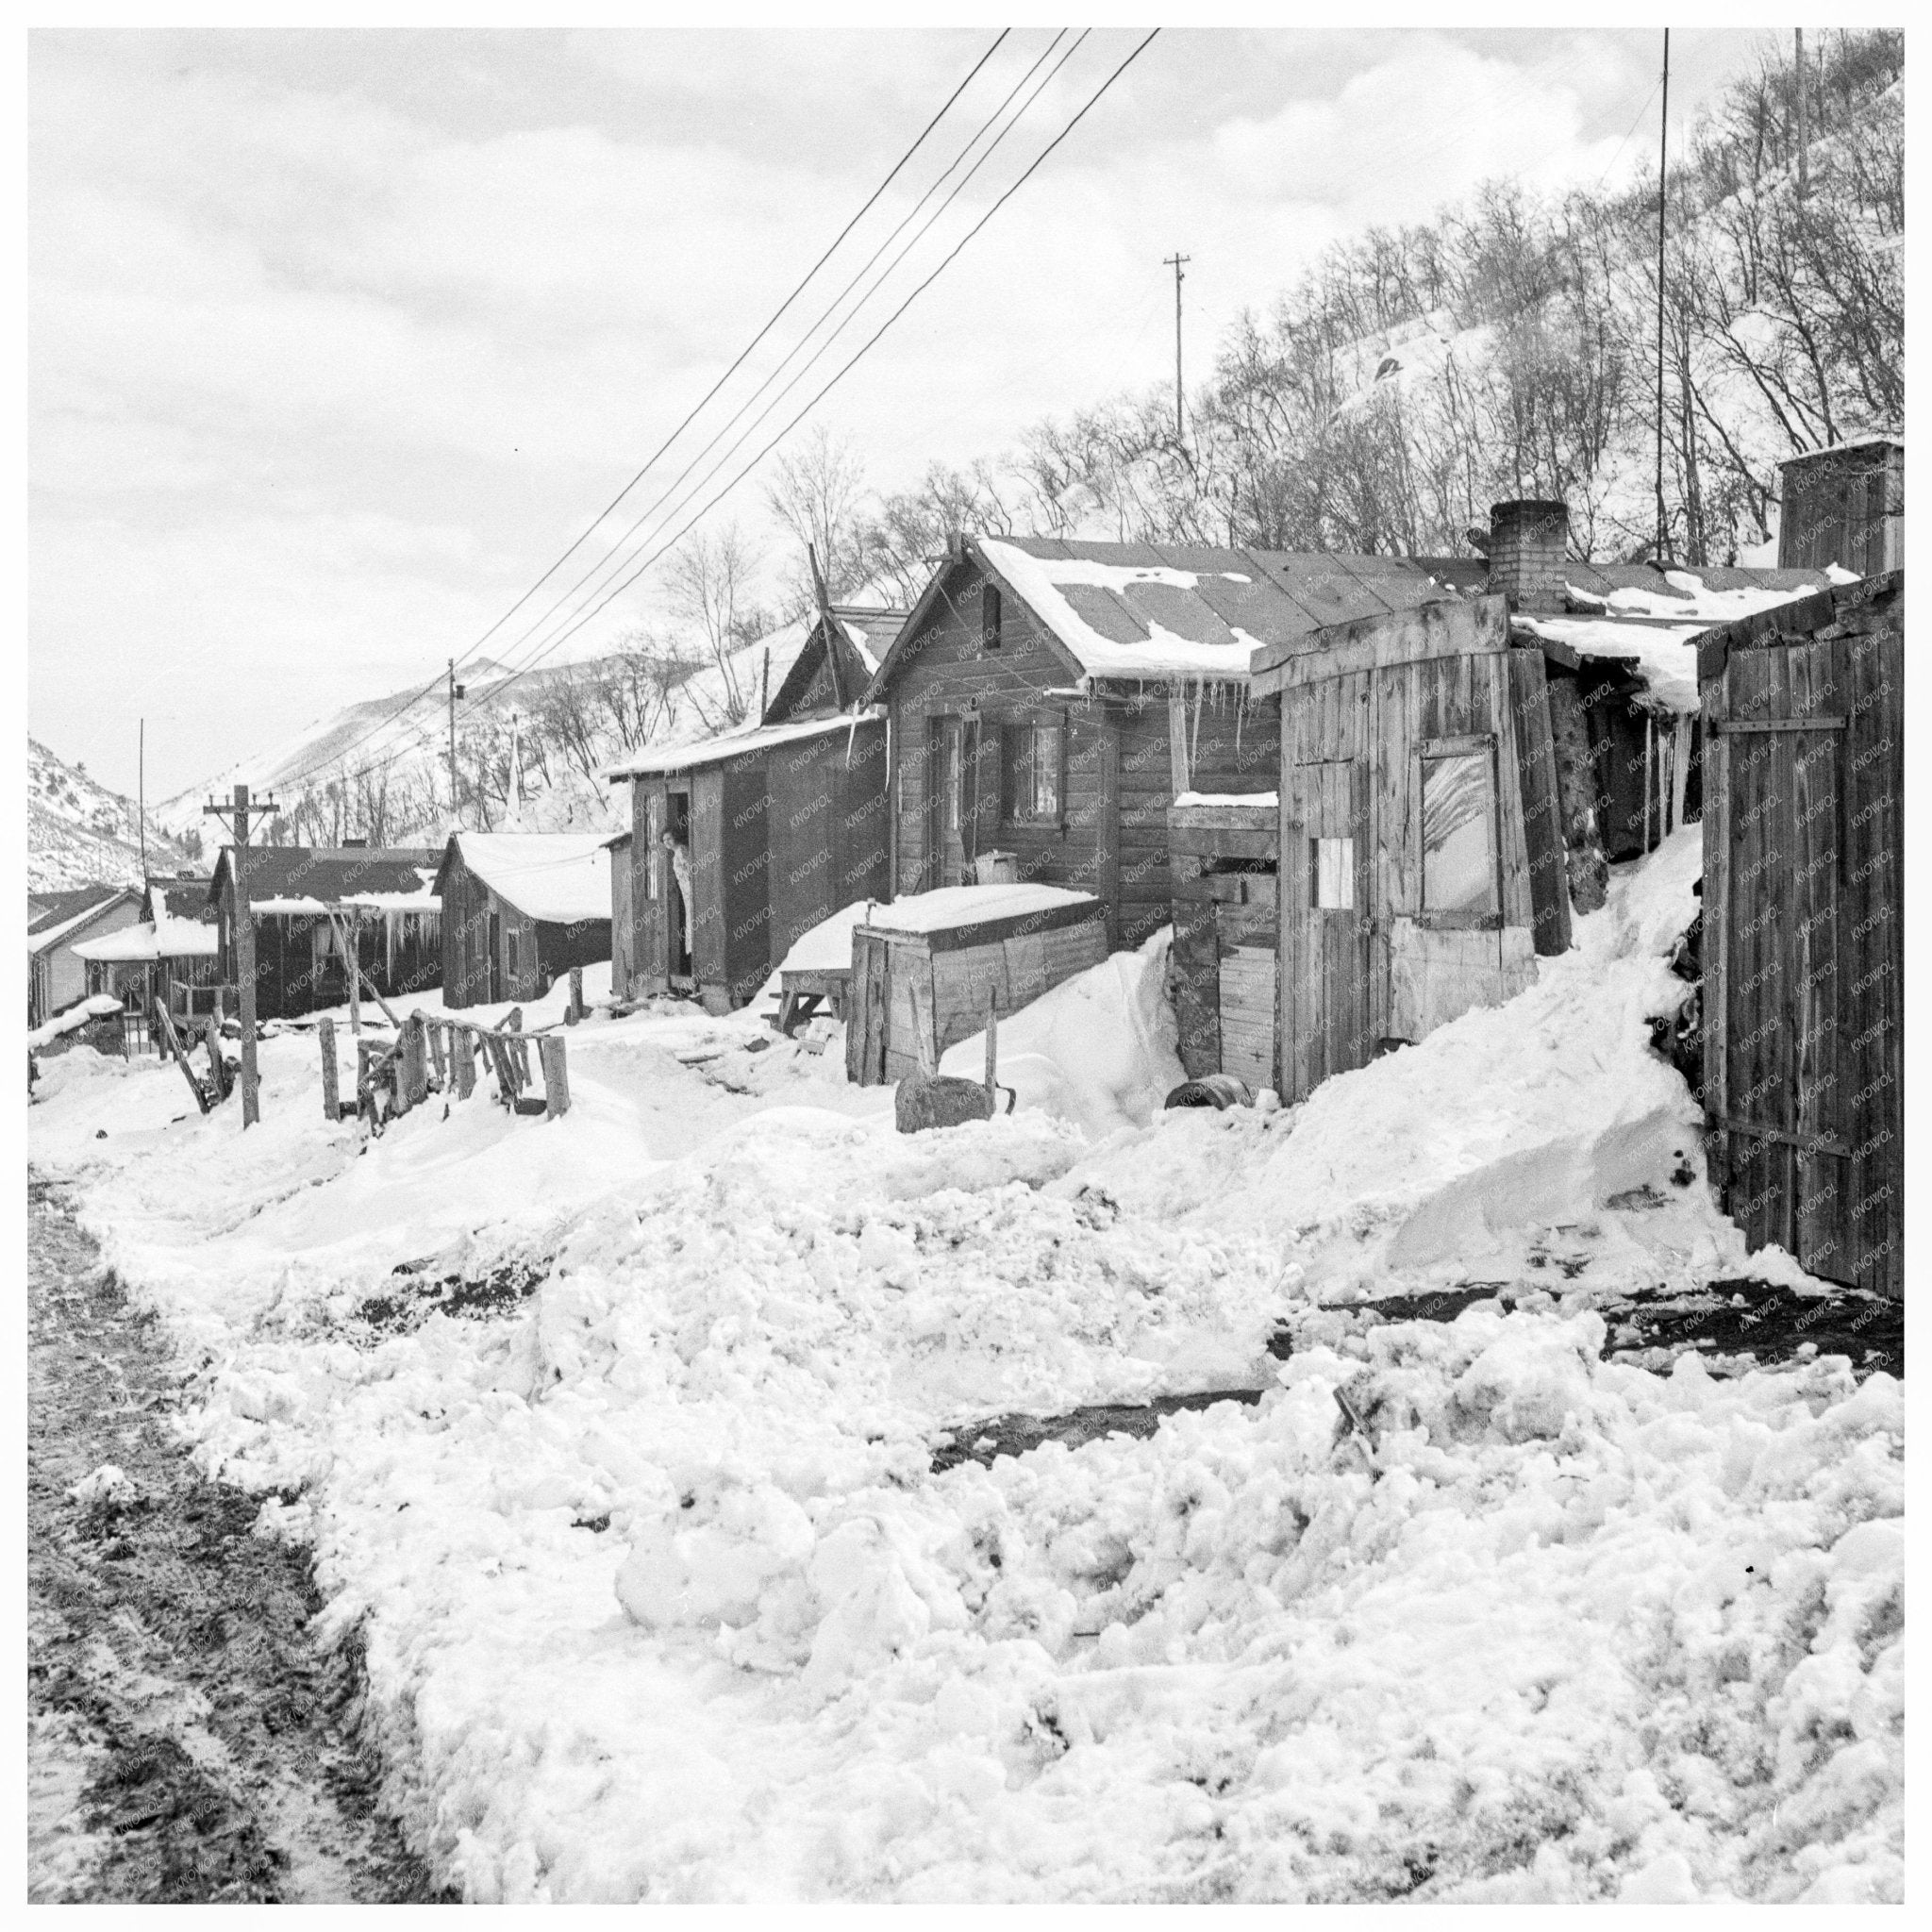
[1487,499,1570,614]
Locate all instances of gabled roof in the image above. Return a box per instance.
[436,832,611,925]
[28,885,130,937]
[26,887,141,955]
[764,604,907,724]
[208,846,441,909]
[863,535,1458,697]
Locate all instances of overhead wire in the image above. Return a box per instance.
[457,28,1090,700]
[266,27,1013,794]
[454,28,1162,722]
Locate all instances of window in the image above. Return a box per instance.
[506,928,522,983]
[1003,721,1062,823]
[943,731,964,832]
[1420,744,1498,915]
[645,795,661,900]
[981,582,1002,653]
[1312,837,1355,909]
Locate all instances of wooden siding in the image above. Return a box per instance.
[1274,604,1563,1102]
[1701,575,1902,1296]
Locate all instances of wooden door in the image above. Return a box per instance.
[926,717,978,889]
[1285,758,1371,1096]
[1714,708,1848,1281]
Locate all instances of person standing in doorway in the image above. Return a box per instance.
[662,829,693,975]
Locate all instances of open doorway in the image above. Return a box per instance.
[665,790,693,986]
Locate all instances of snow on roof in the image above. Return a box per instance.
[72,918,220,963]
[861,883,1098,937]
[974,537,1454,685]
[26,891,137,955]
[449,833,611,924]
[1517,571,1845,715]
[776,900,874,976]
[28,992,125,1049]
[604,710,881,781]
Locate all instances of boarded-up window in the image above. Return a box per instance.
[1421,746,1498,914]
[982,582,1002,652]
[1312,836,1354,909]
[1003,722,1062,823]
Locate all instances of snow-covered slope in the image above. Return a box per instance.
[27,738,202,892]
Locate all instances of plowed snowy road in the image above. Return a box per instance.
[25,1174,448,1905]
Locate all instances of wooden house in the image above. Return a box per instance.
[209,845,442,1021]
[859,535,1458,955]
[70,875,224,1042]
[845,884,1108,1087]
[1248,592,1573,1102]
[1696,571,1902,1298]
[608,604,902,1012]
[26,886,142,1028]
[435,832,611,1009]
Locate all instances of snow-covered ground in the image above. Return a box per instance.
[27,836,1902,1902]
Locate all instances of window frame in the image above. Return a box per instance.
[999,712,1068,830]
[1414,732,1503,930]
[1310,834,1356,911]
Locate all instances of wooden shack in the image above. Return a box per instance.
[860,536,1457,953]
[1165,795,1278,1091]
[435,832,611,1009]
[609,603,901,1012]
[845,884,1108,1087]
[1248,592,1572,1102]
[71,875,224,1045]
[1777,438,1904,578]
[210,846,442,1021]
[1697,571,1902,1298]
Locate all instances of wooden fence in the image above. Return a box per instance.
[319,1007,571,1130]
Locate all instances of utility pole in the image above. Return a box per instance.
[1655,29,1670,565]
[202,782,279,1127]
[448,659,466,827]
[1163,252,1191,445]
[1793,29,1810,201]
[138,719,147,878]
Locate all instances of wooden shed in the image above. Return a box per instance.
[1776,438,1904,578]
[435,832,610,1009]
[845,884,1108,1087]
[1249,592,1572,1102]
[608,603,901,1012]
[1166,795,1279,1091]
[1697,571,1902,1298]
[860,535,1458,954]
[208,846,441,1022]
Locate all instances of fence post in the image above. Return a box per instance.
[540,1034,571,1118]
[402,1014,428,1109]
[567,967,583,1025]
[453,1024,475,1099]
[426,1019,447,1090]
[204,1017,229,1102]
[319,1017,340,1121]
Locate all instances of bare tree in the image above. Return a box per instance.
[662,524,770,726]
[765,425,877,612]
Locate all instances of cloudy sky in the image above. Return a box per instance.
[30,25,1776,799]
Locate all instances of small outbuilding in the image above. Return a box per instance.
[1165,794,1278,1092]
[1248,592,1572,1102]
[844,883,1108,1086]
[608,602,902,1012]
[1696,570,1902,1298]
[435,832,611,1009]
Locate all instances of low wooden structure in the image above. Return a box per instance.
[209,846,441,1021]
[1166,795,1279,1092]
[321,1005,570,1127]
[1249,592,1572,1102]
[1777,437,1904,578]
[1697,571,1903,1298]
[435,832,610,1009]
[845,884,1108,1087]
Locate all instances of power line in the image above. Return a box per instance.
[458,29,1162,722]
[265,28,1011,796]
[457,30,1085,701]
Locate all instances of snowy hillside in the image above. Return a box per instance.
[28,737,202,892]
